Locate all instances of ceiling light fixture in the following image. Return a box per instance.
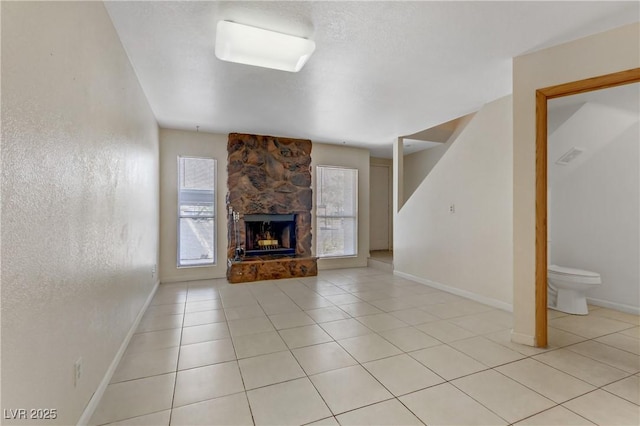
[215,21,316,72]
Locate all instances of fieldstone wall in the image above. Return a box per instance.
[226,133,315,282]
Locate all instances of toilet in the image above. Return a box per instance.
[547,265,601,315]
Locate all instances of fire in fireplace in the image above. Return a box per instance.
[244,214,296,257]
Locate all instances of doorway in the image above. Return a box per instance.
[534,68,640,347]
[370,164,391,251]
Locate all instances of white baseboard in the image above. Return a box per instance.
[587,297,640,315]
[511,330,536,346]
[77,280,160,426]
[393,270,513,312]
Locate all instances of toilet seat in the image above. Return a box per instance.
[548,265,601,285]
[548,265,600,277]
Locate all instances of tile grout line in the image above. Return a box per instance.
[166,288,188,426]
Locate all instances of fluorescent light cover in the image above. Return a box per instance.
[215,21,315,72]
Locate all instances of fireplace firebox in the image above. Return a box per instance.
[244,214,296,257]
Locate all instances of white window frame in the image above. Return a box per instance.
[315,165,358,258]
[177,156,216,268]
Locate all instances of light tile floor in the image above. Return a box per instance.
[91,267,640,426]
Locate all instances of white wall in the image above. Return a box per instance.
[2,2,159,424]
[159,129,229,282]
[403,114,474,200]
[312,143,370,269]
[550,123,639,313]
[395,96,513,308]
[512,22,640,345]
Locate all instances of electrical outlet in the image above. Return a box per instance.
[151,264,157,276]
[449,204,455,213]
[74,358,83,387]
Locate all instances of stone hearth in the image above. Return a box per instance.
[226,133,317,283]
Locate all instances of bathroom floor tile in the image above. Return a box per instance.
[547,326,588,348]
[309,365,393,415]
[567,340,640,373]
[562,389,640,426]
[620,326,640,339]
[514,406,595,425]
[363,354,444,396]
[603,375,640,404]
[182,309,226,327]
[336,302,383,317]
[335,399,423,426]
[173,361,244,407]
[170,392,253,426]
[452,370,555,423]
[238,350,305,390]
[550,315,632,339]
[534,348,629,387]
[496,358,595,403]
[399,383,507,426]
[247,378,331,426]
[590,307,640,325]
[547,309,570,319]
[596,332,640,355]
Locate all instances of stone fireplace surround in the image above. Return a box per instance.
[226,133,318,283]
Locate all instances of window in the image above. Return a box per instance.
[316,166,358,257]
[178,157,216,267]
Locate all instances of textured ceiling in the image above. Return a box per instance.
[105,1,639,158]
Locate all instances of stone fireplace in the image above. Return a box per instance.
[244,214,296,257]
[226,133,318,283]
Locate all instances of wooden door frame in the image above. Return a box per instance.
[535,68,640,347]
